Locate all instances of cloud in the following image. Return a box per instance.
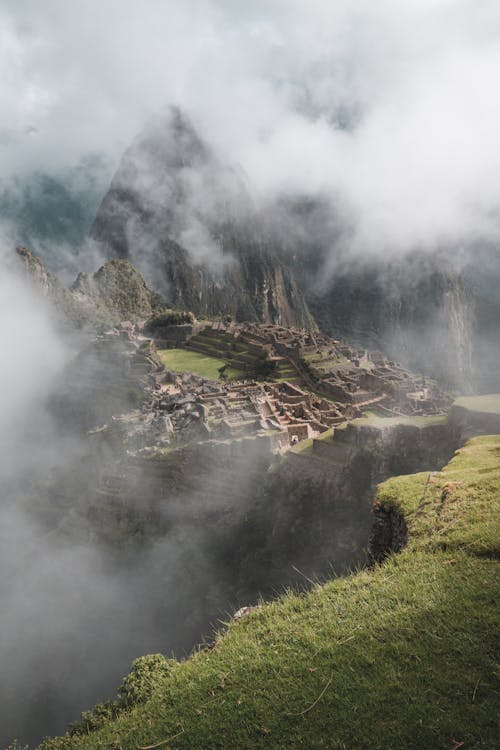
[1,0,499,258]
[0,237,65,463]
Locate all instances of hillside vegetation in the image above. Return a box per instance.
[38,436,500,750]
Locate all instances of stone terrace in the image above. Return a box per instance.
[103,320,452,453]
[176,321,450,418]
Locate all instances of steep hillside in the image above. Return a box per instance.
[90,108,314,328]
[38,434,499,750]
[471,294,500,394]
[16,246,163,329]
[310,254,474,391]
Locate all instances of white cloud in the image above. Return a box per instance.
[0,0,499,256]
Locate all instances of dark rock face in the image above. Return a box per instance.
[90,109,315,328]
[305,255,474,391]
[471,295,500,394]
[247,419,459,590]
[449,403,500,438]
[47,408,459,603]
[369,504,408,565]
[271,199,475,391]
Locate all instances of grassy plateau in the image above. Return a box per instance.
[38,436,500,750]
[157,348,245,381]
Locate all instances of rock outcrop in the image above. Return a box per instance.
[17,246,163,330]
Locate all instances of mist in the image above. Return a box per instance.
[0,253,288,745]
[2,0,500,262]
[0,253,236,744]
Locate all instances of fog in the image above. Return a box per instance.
[2,1,500,259]
[0,246,295,746]
[0,258,254,745]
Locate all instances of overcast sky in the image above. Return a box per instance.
[1,0,500,254]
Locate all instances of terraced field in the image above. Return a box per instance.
[185,328,301,382]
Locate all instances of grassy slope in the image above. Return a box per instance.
[40,437,500,750]
[157,349,245,381]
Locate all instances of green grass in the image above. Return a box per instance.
[454,394,500,414]
[362,407,392,418]
[39,437,500,750]
[311,391,340,404]
[189,334,261,362]
[157,349,245,381]
[377,434,500,558]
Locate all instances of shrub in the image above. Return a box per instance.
[251,355,278,380]
[69,655,177,736]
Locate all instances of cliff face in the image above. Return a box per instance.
[43,409,460,608]
[472,296,500,393]
[306,254,474,391]
[273,197,476,392]
[244,417,459,590]
[462,247,500,393]
[90,109,315,328]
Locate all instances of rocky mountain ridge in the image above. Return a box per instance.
[16,246,163,329]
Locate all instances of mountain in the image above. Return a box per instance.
[460,246,500,393]
[290,238,475,391]
[90,108,315,328]
[89,110,498,392]
[262,196,498,393]
[16,246,163,329]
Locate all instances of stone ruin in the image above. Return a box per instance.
[161,321,449,412]
[98,319,451,454]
